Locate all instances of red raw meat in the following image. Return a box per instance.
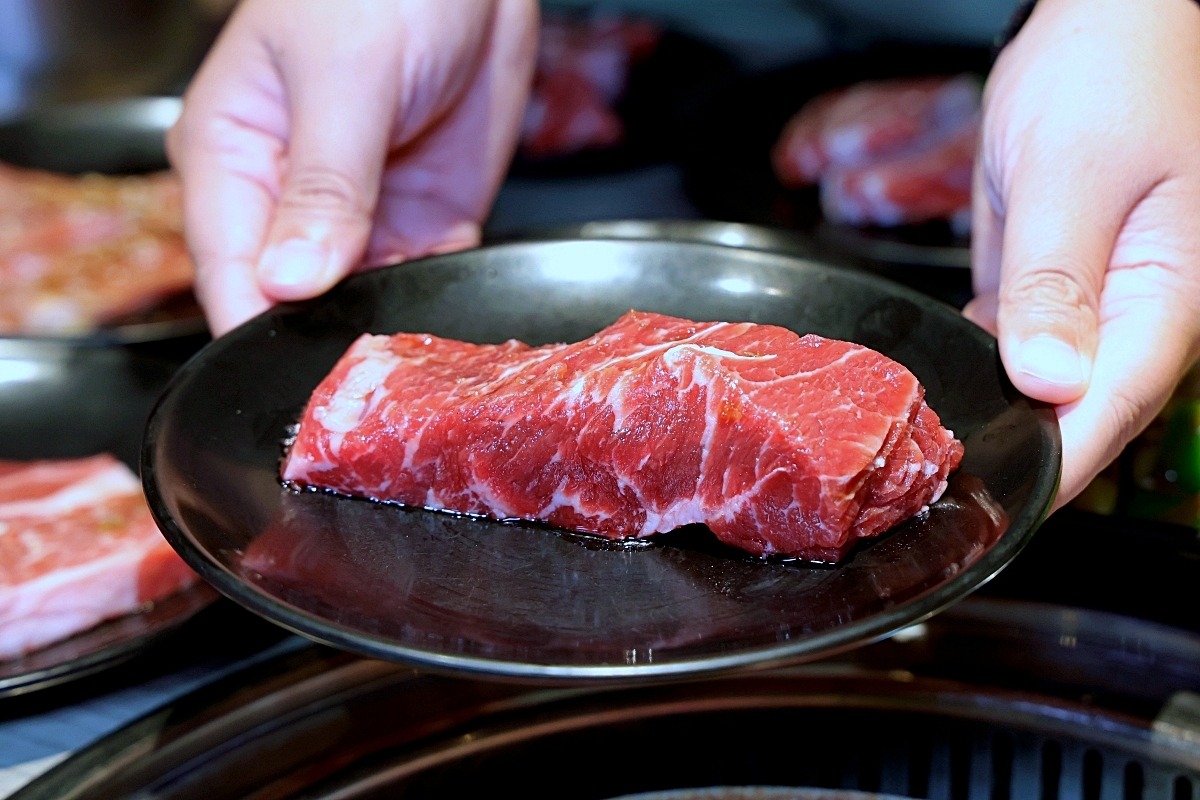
[0,163,194,335]
[283,312,963,562]
[772,75,980,188]
[520,17,660,159]
[820,116,978,229]
[521,70,625,161]
[0,454,197,659]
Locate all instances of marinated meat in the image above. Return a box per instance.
[0,163,194,335]
[283,312,963,561]
[821,116,978,229]
[772,74,981,188]
[0,455,197,659]
[520,17,660,159]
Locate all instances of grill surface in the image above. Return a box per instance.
[11,599,1200,800]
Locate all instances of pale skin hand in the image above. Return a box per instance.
[175,0,1199,512]
[964,0,1200,509]
[167,0,539,336]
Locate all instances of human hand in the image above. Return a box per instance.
[964,0,1200,509]
[167,0,538,335]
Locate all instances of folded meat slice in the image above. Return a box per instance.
[284,312,963,562]
[772,74,980,188]
[0,454,197,659]
[820,116,978,229]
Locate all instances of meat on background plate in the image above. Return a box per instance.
[820,115,977,231]
[520,16,661,160]
[0,163,194,336]
[283,312,963,562]
[771,74,981,229]
[0,454,197,659]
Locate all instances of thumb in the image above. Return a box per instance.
[994,154,1134,406]
[255,47,398,302]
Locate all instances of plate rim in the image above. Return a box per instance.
[142,239,1061,681]
[0,582,220,698]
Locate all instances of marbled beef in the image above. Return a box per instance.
[282,312,963,561]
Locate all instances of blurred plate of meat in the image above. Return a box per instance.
[683,45,992,304]
[0,338,217,697]
[0,97,207,343]
[508,15,734,178]
[142,238,1058,681]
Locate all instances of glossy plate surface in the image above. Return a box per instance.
[0,338,217,696]
[144,240,1059,680]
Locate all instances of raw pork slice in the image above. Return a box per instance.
[772,74,980,187]
[283,312,963,561]
[0,163,194,335]
[820,116,977,229]
[0,455,197,659]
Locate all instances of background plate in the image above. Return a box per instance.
[0,97,207,343]
[0,339,218,696]
[682,45,991,283]
[508,31,733,179]
[144,240,1059,681]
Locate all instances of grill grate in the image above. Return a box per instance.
[829,724,1197,800]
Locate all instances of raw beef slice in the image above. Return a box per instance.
[820,116,978,229]
[0,455,197,659]
[283,312,963,561]
[772,74,981,187]
[520,16,660,159]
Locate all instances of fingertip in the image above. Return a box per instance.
[256,236,346,301]
[1006,334,1091,404]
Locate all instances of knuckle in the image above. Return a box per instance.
[1001,265,1098,321]
[278,168,369,219]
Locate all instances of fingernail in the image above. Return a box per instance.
[258,239,329,287]
[1016,335,1085,386]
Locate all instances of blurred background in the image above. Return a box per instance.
[0,0,1016,231]
[8,7,1200,800]
[0,0,1018,119]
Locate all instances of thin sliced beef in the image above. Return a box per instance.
[0,454,197,659]
[284,312,962,561]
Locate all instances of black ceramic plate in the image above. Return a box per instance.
[0,338,217,697]
[0,582,218,698]
[0,96,207,343]
[497,219,973,310]
[143,239,1058,681]
[682,45,992,272]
